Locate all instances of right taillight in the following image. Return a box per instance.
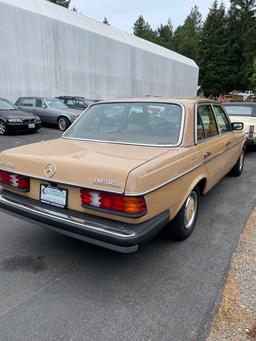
[0,170,30,191]
[80,189,147,217]
[249,125,254,138]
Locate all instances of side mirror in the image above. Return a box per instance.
[232,122,244,130]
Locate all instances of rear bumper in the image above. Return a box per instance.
[0,189,169,253]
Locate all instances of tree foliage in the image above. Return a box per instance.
[47,0,70,8]
[132,0,256,95]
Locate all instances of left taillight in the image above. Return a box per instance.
[0,170,30,191]
[80,189,147,217]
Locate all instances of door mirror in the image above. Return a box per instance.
[231,122,244,130]
[42,103,46,109]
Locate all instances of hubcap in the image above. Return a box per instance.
[0,121,6,135]
[59,118,66,131]
[184,191,198,230]
[239,151,244,172]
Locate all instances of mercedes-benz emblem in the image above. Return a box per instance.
[44,163,56,178]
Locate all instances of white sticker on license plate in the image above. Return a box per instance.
[40,184,67,208]
[28,123,35,129]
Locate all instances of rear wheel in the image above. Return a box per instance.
[165,187,200,241]
[58,117,70,131]
[0,120,7,135]
[230,149,245,176]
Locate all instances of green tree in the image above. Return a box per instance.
[133,15,158,44]
[103,17,110,25]
[250,58,256,93]
[172,6,202,63]
[227,0,256,90]
[157,18,173,50]
[47,0,70,8]
[199,1,233,95]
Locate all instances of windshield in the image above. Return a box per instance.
[225,105,253,116]
[64,102,183,146]
[45,99,69,109]
[0,99,16,110]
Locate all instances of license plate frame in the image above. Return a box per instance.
[40,184,68,209]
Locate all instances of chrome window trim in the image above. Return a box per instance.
[195,102,220,144]
[211,104,233,135]
[62,101,186,148]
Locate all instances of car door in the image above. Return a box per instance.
[18,98,35,114]
[33,98,50,124]
[196,103,228,190]
[212,104,241,173]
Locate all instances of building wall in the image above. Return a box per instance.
[0,0,199,102]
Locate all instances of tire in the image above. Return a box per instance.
[230,149,245,176]
[58,117,70,131]
[165,187,200,241]
[0,120,7,135]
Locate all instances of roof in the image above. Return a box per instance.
[224,102,256,106]
[0,0,197,68]
[92,97,218,106]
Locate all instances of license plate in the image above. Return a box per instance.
[40,184,67,208]
[28,123,35,129]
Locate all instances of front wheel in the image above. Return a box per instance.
[165,187,200,241]
[230,149,245,176]
[0,120,7,135]
[58,117,70,131]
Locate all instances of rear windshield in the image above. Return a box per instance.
[224,105,253,116]
[64,102,183,146]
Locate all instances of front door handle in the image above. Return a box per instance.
[203,151,212,158]
[225,141,231,147]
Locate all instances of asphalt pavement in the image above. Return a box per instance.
[0,128,255,341]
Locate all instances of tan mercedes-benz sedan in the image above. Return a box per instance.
[0,98,246,253]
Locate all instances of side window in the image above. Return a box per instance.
[35,99,43,108]
[197,105,218,138]
[197,112,206,141]
[21,98,35,107]
[213,105,232,133]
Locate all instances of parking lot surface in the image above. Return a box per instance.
[0,128,255,341]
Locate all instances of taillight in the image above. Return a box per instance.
[249,125,254,138]
[80,189,147,217]
[0,170,30,191]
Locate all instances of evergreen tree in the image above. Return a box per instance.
[157,18,173,50]
[227,0,256,90]
[250,58,256,93]
[199,1,233,95]
[133,15,158,44]
[103,17,110,25]
[172,6,202,63]
[47,0,70,8]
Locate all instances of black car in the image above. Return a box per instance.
[0,98,41,135]
[56,96,95,110]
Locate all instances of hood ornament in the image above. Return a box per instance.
[44,164,56,178]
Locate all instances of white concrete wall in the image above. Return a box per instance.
[0,0,199,102]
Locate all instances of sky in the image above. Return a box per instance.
[71,0,231,33]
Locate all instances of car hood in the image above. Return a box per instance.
[0,109,35,119]
[0,138,169,192]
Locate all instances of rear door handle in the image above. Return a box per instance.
[225,141,231,147]
[203,152,212,158]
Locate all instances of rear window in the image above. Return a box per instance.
[224,105,253,116]
[64,102,183,146]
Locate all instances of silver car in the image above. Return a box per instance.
[15,97,84,131]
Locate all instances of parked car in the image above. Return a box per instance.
[15,97,83,131]
[0,98,245,253]
[0,98,41,135]
[224,102,256,146]
[56,96,95,110]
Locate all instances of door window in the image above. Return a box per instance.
[197,105,218,138]
[213,105,232,133]
[21,98,35,107]
[35,99,43,108]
